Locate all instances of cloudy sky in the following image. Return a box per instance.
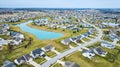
[0,0,120,8]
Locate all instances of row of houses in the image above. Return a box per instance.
[14,48,46,65]
[0,24,25,50]
[61,30,93,45]
[14,44,55,65]
[82,41,116,59]
[82,47,108,59]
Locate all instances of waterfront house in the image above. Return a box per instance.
[64,61,80,67]
[101,41,115,49]
[11,32,24,39]
[14,54,32,65]
[42,45,55,52]
[93,47,107,57]
[61,38,71,45]
[2,60,16,67]
[12,37,22,45]
[30,48,46,58]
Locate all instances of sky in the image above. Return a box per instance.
[0,0,120,8]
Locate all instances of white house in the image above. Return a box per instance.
[101,41,115,49]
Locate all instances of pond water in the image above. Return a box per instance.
[17,21,64,40]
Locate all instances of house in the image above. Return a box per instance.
[70,37,77,42]
[72,28,80,32]
[12,37,22,45]
[2,60,16,67]
[101,41,115,49]
[1,24,10,30]
[109,33,119,41]
[61,38,71,45]
[67,26,73,30]
[82,48,95,59]
[14,54,32,65]
[76,35,83,40]
[11,32,24,39]
[42,45,55,52]
[64,61,80,67]
[93,47,107,57]
[0,38,8,45]
[30,48,46,58]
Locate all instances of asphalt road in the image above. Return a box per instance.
[40,20,103,67]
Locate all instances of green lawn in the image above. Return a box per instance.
[61,51,120,67]
[33,57,46,64]
[102,36,113,42]
[45,51,57,58]
[82,38,90,42]
[52,63,62,67]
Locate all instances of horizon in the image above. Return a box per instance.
[0,0,120,8]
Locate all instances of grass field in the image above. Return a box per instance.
[60,50,120,67]
[0,22,88,66]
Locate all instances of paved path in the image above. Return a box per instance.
[40,20,103,67]
[57,60,65,66]
[69,45,74,49]
[29,60,40,67]
[52,49,61,55]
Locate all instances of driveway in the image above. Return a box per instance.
[29,60,40,67]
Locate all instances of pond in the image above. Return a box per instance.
[17,21,64,40]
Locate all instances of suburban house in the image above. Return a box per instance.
[2,60,16,67]
[64,61,80,67]
[11,37,22,45]
[0,38,8,45]
[82,48,95,59]
[101,41,115,49]
[70,37,77,42]
[84,32,91,37]
[42,45,55,52]
[61,38,71,45]
[1,24,10,30]
[14,54,32,65]
[109,33,119,41]
[11,32,24,39]
[0,29,10,35]
[0,38,8,50]
[30,48,46,58]
[93,47,107,57]
[72,28,80,32]
[76,35,84,40]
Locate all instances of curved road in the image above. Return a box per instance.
[41,20,103,67]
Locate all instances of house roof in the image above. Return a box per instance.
[65,61,80,67]
[23,54,31,61]
[94,47,106,55]
[2,60,16,67]
[16,56,25,63]
[0,38,8,45]
[63,38,71,44]
[70,37,77,41]
[44,45,54,50]
[32,48,43,56]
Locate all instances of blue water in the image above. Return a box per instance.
[17,21,64,40]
